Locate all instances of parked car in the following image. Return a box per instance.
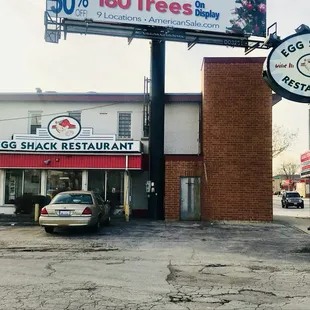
[281,191,304,209]
[39,191,111,234]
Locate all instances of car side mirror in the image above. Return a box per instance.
[301,196,304,198]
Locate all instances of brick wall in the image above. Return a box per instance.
[201,58,273,221]
[165,156,203,221]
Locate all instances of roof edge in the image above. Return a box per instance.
[0,92,202,103]
[201,57,266,70]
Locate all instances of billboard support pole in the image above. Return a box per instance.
[148,39,166,220]
[308,103,310,150]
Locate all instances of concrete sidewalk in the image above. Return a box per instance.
[274,215,310,235]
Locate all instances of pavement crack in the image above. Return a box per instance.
[45,260,64,277]
[106,257,125,265]
[190,248,195,260]
[199,264,230,272]
[239,289,277,297]
[45,262,57,277]
[166,260,175,283]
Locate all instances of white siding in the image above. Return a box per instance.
[0,100,200,155]
[165,103,200,154]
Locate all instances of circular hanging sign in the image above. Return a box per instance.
[263,32,310,103]
[48,115,81,141]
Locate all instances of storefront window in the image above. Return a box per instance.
[5,170,23,204]
[47,170,82,198]
[88,170,105,199]
[24,170,41,195]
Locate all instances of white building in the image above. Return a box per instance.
[0,92,200,215]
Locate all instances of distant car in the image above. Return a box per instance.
[39,191,111,234]
[281,191,304,209]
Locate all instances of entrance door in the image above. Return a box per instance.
[180,177,201,221]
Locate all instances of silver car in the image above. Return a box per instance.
[39,191,111,233]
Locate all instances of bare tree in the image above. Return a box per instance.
[279,162,299,179]
[273,125,298,158]
[279,161,300,191]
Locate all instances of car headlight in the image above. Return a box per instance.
[288,199,292,202]
[299,199,303,203]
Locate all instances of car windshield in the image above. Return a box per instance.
[51,193,93,205]
[286,193,300,198]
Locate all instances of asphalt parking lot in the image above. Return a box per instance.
[0,218,310,310]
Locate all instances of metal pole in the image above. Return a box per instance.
[148,39,166,220]
[34,203,40,222]
[308,103,310,150]
[124,171,129,222]
[305,103,310,230]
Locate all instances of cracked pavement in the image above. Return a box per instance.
[0,219,310,309]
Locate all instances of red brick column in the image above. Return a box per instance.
[201,58,272,221]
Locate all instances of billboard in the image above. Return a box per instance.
[47,0,267,37]
[301,150,310,178]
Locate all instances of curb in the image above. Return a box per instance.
[0,221,39,227]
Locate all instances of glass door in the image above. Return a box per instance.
[88,170,106,200]
[106,171,124,208]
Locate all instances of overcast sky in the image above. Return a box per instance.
[0,0,309,173]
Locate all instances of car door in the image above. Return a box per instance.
[94,194,105,223]
[98,195,109,221]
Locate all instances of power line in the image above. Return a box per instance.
[0,103,118,122]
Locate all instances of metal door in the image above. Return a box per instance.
[180,177,201,221]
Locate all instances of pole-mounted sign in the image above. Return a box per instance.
[263,27,310,103]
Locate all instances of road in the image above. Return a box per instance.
[0,220,310,309]
[273,196,310,218]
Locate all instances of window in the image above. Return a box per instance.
[47,170,82,198]
[4,170,41,204]
[68,111,81,123]
[5,170,23,204]
[29,111,42,134]
[51,193,93,205]
[286,192,300,198]
[118,112,132,139]
[24,170,41,195]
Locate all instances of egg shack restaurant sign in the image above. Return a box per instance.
[263,32,310,103]
[0,116,141,153]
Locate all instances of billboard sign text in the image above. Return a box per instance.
[48,0,267,37]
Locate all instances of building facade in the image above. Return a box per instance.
[165,57,273,222]
[0,93,200,216]
[0,57,274,221]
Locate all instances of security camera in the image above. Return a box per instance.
[44,159,51,165]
